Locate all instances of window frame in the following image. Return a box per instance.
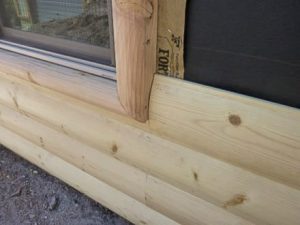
[0,0,158,122]
[0,0,116,69]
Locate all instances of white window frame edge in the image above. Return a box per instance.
[0,39,116,80]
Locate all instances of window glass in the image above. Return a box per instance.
[0,0,110,48]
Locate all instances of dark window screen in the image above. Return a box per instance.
[185,0,300,108]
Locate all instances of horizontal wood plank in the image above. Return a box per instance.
[0,49,125,115]
[0,126,180,225]
[150,75,300,189]
[0,105,257,225]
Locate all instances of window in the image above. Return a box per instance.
[0,0,115,66]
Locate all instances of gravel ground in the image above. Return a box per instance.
[0,145,132,225]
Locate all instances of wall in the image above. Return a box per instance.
[0,49,300,225]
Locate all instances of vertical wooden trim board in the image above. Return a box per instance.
[112,0,158,122]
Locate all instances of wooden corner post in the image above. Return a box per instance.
[112,0,158,122]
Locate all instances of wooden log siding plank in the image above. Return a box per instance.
[149,75,300,189]
[0,49,125,115]
[113,0,158,122]
[0,74,300,225]
[0,105,255,225]
[0,127,180,225]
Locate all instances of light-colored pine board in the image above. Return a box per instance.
[0,74,300,225]
[0,126,180,225]
[0,49,125,115]
[0,105,257,225]
[150,75,300,189]
[113,0,158,122]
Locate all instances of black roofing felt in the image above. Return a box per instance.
[184,0,300,108]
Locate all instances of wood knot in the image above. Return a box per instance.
[39,137,45,148]
[223,194,247,209]
[229,114,242,126]
[192,171,198,181]
[116,0,153,18]
[112,144,118,154]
